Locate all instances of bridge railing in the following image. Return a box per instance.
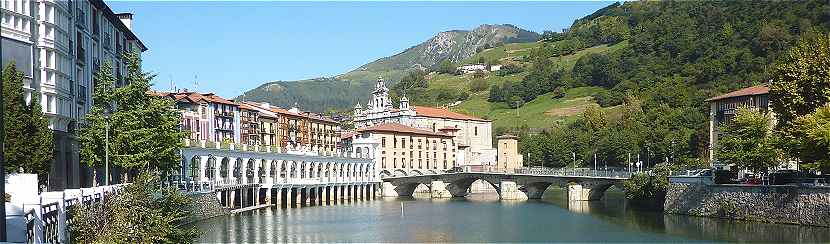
[512,167,632,178]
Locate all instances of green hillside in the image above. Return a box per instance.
[399,40,630,131]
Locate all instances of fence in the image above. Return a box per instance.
[21,184,127,243]
[471,167,634,179]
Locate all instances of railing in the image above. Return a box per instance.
[511,167,633,178]
[24,184,127,243]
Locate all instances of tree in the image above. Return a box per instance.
[80,52,186,177]
[68,172,199,243]
[795,104,830,172]
[2,63,53,181]
[769,32,830,155]
[436,60,457,74]
[469,78,488,93]
[717,108,778,173]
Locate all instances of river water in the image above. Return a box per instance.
[194,188,830,243]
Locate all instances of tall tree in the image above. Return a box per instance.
[80,52,186,178]
[2,63,53,181]
[770,32,830,155]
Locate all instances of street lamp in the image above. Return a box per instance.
[103,106,111,185]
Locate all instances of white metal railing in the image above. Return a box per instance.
[24,184,127,243]
[381,167,633,179]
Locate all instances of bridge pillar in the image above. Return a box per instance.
[359,184,365,201]
[499,180,528,201]
[430,180,452,198]
[568,184,593,201]
[325,186,332,205]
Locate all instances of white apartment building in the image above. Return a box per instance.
[1,0,146,190]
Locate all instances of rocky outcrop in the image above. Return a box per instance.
[665,183,830,227]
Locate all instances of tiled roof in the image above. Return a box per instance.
[413,106,489,122]
[357,123,453,137]
[706,85,769,102]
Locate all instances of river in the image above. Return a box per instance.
[193,188,830,242]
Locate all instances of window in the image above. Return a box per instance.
[474,126,478,136]
[393,137,397,148]
[393,158,396,168]
[418,159,422,169]
[381,157,386,168]
[382,137,386,147]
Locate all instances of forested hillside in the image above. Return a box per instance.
[392,1,830,168]
[517,1,830,168]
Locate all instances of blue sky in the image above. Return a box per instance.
[108,1,614,98]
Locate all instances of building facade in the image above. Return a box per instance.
[496,135,523,171]
[706,84,773,165]
[341,123,458,177]
[352,77,496,166]
[161,91,341,156]
[1,0,146,190]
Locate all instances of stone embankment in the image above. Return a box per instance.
[665,183,830,227]
[185,192,229,224]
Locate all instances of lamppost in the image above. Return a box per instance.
[104,106,111,185]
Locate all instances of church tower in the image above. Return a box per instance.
[371,76,392,113]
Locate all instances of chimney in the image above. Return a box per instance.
[116,13,134,30]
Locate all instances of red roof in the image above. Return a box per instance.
[706,85,769,102]
[357,123,453,138]
[413,106,489,122]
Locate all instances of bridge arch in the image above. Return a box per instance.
[233,158,243,184]
[206,155,217,182]
[188,155,201,182]
[411,170,424,176]
[392,169,408,177]
[443,175,502,198]
[426,169,438,175]
[246,158,255,183]
[220,157,230,183]
[258,160,266,183]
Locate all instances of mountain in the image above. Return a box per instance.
[240,24,540,112]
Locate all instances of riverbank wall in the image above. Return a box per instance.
[664,183,830,227]
[185,192,229,224]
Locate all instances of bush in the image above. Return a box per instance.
[69,173,199,243]
[624,163,673,209]
[469,79,488,93]
[497,64,523,76]
[594,90,624,107]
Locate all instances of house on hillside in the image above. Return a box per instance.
[457,63,488,74]
[706,84,779,168]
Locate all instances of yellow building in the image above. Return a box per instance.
[496,135,523,172]
[342,123,458,177]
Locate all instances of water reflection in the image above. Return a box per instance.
[195,187,830,243]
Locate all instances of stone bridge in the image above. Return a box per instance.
[381,171,629,201]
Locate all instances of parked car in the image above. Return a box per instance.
[713,169,739,184]
[769,170,822,185]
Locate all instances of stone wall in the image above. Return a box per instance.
[185,192,229,224]
[665,183,830,227]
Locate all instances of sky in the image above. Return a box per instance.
[107,1,614,98]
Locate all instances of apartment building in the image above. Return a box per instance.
[273,106,339,155]
[242,102,278,148]
[342,123,458,177]
[239,103,260,146]
[705,84,773,165]
[1,0,146,190]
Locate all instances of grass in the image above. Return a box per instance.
[452,87,606,130]
[422,41,631,130]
